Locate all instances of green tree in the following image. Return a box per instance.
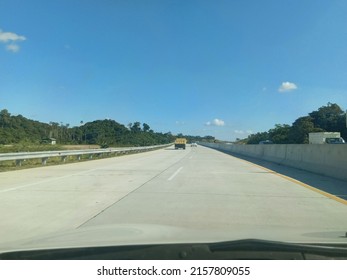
[131,122,141,132]
[0,109,11,128]
[142,123,150,132]
[268,124,291,143]
[288,117,323,144]
[246,131,270,144]
[309,102,344,132]
[336,112,347,140]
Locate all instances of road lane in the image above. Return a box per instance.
[0,146,191,244]
[0,145,347,249]
[82,146,347,240]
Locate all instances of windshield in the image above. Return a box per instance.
[1,0,347,259]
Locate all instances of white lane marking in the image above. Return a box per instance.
[168,167,183,181]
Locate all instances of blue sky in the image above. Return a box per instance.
[1,0,346,140]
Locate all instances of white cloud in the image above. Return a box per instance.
[278,81,298,92]
[0,29,26,53]
[205,118,225,126]
[0,29,26,43]
[6,44,20,52]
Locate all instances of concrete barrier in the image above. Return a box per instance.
[263,144,287,164]
[200,142,347,181]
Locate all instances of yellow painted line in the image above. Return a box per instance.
[234,156,347,206]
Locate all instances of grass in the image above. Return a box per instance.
[0,144,103,153]
[0,144,104,172]
[0,144,165,172]
[0,144,65,153]
[0,152,121,172]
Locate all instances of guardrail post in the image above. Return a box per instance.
[77,155,81,161]
[15,159,23,167]
[89,154,93,159]
[61,156,67,163]
[42,157,48,165]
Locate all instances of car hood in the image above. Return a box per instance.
[1,223,347,253]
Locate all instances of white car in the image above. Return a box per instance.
[191,143,198,147]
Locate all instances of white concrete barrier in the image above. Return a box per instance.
[200,142,347,181]
[263,144,287,164]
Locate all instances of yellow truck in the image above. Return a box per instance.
[174,138,187,149]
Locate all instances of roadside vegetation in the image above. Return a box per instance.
[0,144,65,153]
[245,103,347,144]
[0,110,175,147]
[0,111,208,171]
[0,148,157,172]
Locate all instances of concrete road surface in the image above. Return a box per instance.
[1,145,347,250]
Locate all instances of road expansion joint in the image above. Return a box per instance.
[76,150,193,228]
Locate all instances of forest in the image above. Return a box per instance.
[0,110,174,147]
[0,110,215,148]
[245,103,347,144]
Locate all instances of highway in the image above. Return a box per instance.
[1,145,347,250]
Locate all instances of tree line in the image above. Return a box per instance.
[0,109,175,146]
[245,103,347,144]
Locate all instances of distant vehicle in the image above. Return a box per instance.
[191,143,198,147]
[174,138,187,149]
[259,140,273,144]
[40,137,57,145]
[308,132,345,144]
[325,137,345,144]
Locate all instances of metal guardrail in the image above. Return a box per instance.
[0,144,172,166]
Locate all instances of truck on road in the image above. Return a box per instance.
[308,132,345,144]
[174,138,187,149]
